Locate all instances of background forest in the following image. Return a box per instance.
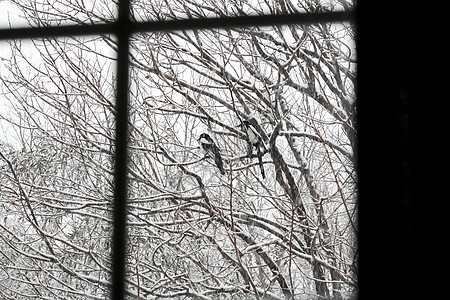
[0,1,357,299]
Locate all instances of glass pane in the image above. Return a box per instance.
[0,36,117,298]
[128,21,357,299]
[0,0,117,29]
[132,0,354,22]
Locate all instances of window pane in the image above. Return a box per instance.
[0,36,117,298]
[0,0,117,29]
[127,22,356,299]
[131,0,354,22]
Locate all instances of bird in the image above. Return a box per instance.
[239,120,266,179]
[197,133,225,175]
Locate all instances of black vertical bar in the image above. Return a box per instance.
[357,1,417,299]
[112,0,130,299]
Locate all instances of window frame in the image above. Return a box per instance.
[0,2,356,300]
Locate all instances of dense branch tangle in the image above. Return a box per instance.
[1,0,356,299]
[128,1,357,299]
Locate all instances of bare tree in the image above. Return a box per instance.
[1,0,356,299]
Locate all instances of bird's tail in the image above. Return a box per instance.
[256,145,265,179]
[215,153,225,175]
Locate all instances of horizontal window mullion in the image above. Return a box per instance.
[0,23,115,40]
[131,10,355,32]
[0,10,355,40]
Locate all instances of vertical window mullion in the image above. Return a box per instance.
[112,0,130,299]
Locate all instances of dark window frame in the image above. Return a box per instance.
[0,2,356,300]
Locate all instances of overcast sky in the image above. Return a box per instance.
[0,1,28,29]
[0,1,31,147]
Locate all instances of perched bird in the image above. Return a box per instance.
[198,133,225,175]
[239,120,266,179]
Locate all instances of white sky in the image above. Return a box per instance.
[0,0,31,147]
[0,1,28,29]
